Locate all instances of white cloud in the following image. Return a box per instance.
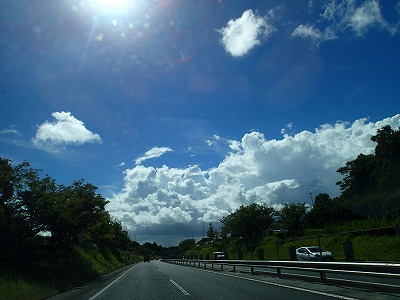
[32,111,101,151]
[217,9,276,57]
[107,114,400,245]
[348,0,390,35]
[293,0,397,43]
[1,125,21,136]
[135,147,173,165]
[292,24,337,43]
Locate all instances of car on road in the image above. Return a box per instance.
[296,246,334,261]
[213,251,228,260]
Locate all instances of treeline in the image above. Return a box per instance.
[201,125,400,245]
[0,157,133,266]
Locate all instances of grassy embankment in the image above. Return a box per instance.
[186,218,400,262]
[187,233,400,262]
[0,244,142,300]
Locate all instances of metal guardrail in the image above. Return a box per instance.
[163,258,400,288]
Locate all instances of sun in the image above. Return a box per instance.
[97,0,130,9]
[88,0,135,15]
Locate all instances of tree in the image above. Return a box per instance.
[336,154,376,195]
[47,179,110,245]
[207,223,215,241]
[336,125,400,217]
[0,158,43,261]
[220,203,274,242]
[305,193,343,228]
[371,125,400,192]
[279,203,307,236]
[179,238,196,252]
[0,156,134,268]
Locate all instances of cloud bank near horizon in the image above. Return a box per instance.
[107,114,400,245]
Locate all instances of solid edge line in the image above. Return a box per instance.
[198,267,357,300]
[169,279,191,296]
[88,264,138,300]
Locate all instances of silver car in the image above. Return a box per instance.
[296,246,334,261]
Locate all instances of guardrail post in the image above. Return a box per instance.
[233,265,236,272]
[343,240,355,262]
[221,264,224,271]
[251,266,254,274]
[276,240,282,260]
[277,268,281,278]
[320,271,326,283]
[258,248,265,260]
[288,246,297,261]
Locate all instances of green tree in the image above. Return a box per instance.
[207,223,215,241]
[0,156,133,268]
[336,154,376,195]
[48,179,110,245]
[371,125,400,192]
[178,238,196,252]
[0,158,43,261]
[220,203,274,242]
[336,125,400,217]
[279,203,307,236]
[306,193,338,228]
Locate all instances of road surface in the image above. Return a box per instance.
[47,260,398,300]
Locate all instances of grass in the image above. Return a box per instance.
[0,244,142,300]
[187,229,400,262]
[0,273,56,300]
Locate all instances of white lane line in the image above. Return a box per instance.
[169,279,191,296]
[88,264,138,300]
[199,268,357,300]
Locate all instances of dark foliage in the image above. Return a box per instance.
[220,203,274,243]
[0,157,131,265]
[335,125,400,217]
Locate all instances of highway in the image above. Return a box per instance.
[47,260,398,300]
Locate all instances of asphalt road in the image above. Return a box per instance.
[47,261,399,300]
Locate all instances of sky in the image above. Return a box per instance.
[1,0,400,246]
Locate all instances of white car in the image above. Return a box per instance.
[296,246,334,261]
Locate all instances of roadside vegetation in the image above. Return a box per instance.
[0,158,149,299]
[185,221,400,262]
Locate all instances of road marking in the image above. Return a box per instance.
[198,268,357,300]
[88,264,138,300]
[169,279,191,296]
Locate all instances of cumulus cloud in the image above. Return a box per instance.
[293,0,397,43]
[217,9,276,57]
[107,114,400,245]
[32,111,101,151]
[135,147,173,165]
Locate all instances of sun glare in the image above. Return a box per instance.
[89,0,134,15]
[97,0,130,9]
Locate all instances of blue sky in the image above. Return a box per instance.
[1,0,400,245]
